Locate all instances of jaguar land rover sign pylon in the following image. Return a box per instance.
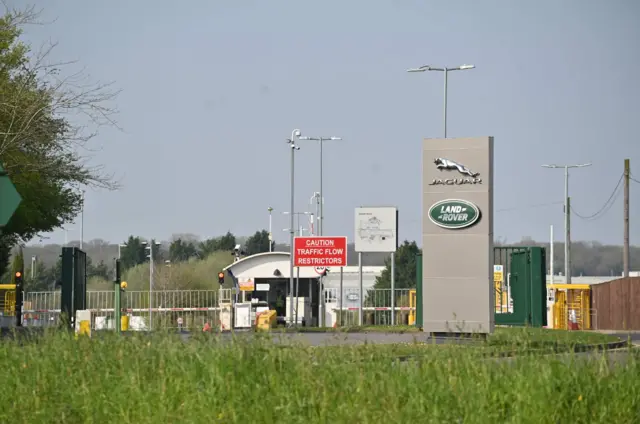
[422,137,494,335]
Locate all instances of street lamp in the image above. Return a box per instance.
[118,243,127,259]
[143,240,161,330]
[80,190,85,250]
[541,163,591,284]
[298,136,342,235]
[268,207,274,252]
[407,64,475,138]
[286,129,302,326]
[283,211,313,236]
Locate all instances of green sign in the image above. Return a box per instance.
[0,164,22,227]
[428,199,480,229]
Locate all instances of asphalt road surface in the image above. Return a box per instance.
[3,327,640,348]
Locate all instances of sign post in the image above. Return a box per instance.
[293,236,347,328]
[354,207,398,325]
[0,164,22,230]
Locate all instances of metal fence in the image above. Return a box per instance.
[21,288,415,330]
[23,290,230,330]
[325,288,414,326]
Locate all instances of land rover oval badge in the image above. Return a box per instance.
[428,199,480,229]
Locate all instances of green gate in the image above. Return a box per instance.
[494,246,547,327]
[59,246,87,328]
[414,247,547,328]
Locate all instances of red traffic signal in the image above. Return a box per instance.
[15,271,21,278]
[218,272,225,285]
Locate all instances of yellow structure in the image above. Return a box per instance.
[121,316,130,331]
[0,284,17,316]
[548,284,591,330]
[408,289,417,325]
[255,310,277,331]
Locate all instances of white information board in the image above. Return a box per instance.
[354,206,398,252]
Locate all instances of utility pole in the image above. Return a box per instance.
[624,158,630,277]
[541,162,591,284]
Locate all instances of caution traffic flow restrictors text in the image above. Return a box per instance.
[293,236,348,267]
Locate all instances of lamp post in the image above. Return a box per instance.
[268,207,274,252]
[287,129,301,326]
[80,190,85,250]
[541,163,591,284]
[298,135,342,235]
[407,64,475,138]
[118,243,127,259]
[143,240,161,330]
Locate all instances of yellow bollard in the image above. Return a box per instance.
[121,316,129,331]
[77,320,91,337]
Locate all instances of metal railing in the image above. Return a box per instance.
[325,288,414,327]
[21,288,416,330]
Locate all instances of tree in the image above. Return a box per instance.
[244,230,271,256]
[373,241,421,290]
[169,238,198,263]
[87,257,109,279]
[216,231,237,251]
[10,246,24,285]
[0,7,119,275]
[198,232,237,258]
[25,260,53,291]
[119,236,148,270]
[198,238,219,258]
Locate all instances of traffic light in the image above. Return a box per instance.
[120,281,127,292]
[14,271,23,285]
[218,272,225,285]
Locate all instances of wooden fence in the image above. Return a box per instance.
[591,277,640,330]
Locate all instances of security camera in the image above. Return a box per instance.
[292,145,300,150]
[234,244,241,250]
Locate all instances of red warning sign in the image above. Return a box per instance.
[293,236,348,267]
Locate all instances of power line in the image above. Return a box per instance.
[571,173,624,220]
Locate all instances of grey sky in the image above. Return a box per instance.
[20,0,640,246]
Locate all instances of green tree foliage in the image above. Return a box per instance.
[10,246,24,285]
[25,260,54,291]
[198,232,237,258]
[119,236,148,270]
[244,230,271,256]
[86,257,109,280]
[373,241,421,290]
[169,238,198,263]
[0,8,118,275]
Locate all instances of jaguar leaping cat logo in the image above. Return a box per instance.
[434,158,479,178]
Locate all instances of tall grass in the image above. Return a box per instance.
[1,331,638,423]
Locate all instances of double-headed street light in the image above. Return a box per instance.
[407,64,475,138]
[298,135,342,236]
[286,129,302,326]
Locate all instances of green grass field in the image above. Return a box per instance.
[0,329,638,423]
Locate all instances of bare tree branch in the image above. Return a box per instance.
[0,6,122,190]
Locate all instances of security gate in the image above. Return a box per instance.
[494,246,547,327]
